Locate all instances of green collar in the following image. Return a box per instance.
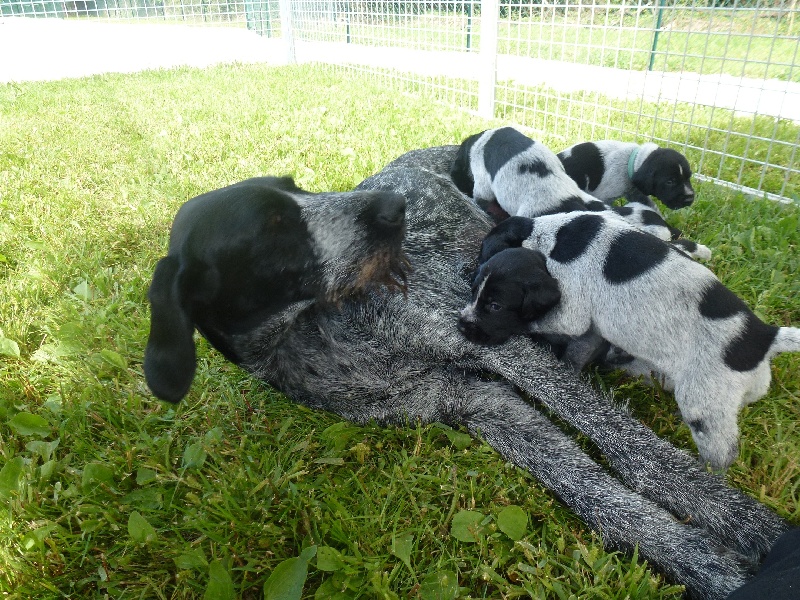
[627,147,640,180]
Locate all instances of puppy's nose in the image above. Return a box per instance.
[373,192,406,228]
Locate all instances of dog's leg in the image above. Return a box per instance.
[448,374,754,600]
[675,377,743,472]
[560,329,608,371]
[144,256,197,403]
[474,340,787,561]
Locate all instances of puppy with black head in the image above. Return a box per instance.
[451,126,611,220]
[557,141,695,209]
[460,212,800,471]
[450,127,704,251]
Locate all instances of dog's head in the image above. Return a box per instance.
[632,148,695,209]
[450,131,485,197]
[144,177,409,403]
[459,246,561,345]
[295,189,410,303]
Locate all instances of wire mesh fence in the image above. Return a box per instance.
[2,0,798,201]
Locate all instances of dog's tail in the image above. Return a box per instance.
[771,326,800,355]
[143,256,196,403]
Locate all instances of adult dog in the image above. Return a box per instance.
[144,148,786,598]
[557,140,695,209]
[459,212,800,470]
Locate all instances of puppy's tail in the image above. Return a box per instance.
[771,326,800,356]
[143,256,196,403]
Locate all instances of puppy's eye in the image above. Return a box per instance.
[487,302,503,312]
[666,178,677,186]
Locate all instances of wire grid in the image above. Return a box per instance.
[3,0,797,201]
[288,0,799,202]
[0,0,280,34]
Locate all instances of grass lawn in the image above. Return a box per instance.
[0,62,798,599]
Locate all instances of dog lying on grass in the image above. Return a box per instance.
[558,140,695,209]
[459,211,800,471]
[144,149,786,598]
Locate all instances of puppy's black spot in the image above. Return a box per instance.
[698,281,779,371]
[584,200,607,212]
[451,132,481,197]
[699,281,746,320]
[603,229,669,284]
[484,127,535,180]
[542,196,590,216]
[688,419,705,434]
[518,160,551,177]
[613,205,634,217]
[724,314,778,372]
[550,214,604,263]
[478,216,534,264]
[559,142,605,192]
[640,209,668,228]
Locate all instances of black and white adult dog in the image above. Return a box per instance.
[557,140,695,209]
[144,153,786,598]
[451,127,687,245]
[459,212,800,471]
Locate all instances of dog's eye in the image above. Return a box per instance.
[487,302,503,312]
[666,178,677,186]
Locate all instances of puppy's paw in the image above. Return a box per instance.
[670,238,712,260]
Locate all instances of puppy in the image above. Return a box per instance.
[459,213,800,471]
[144,176,409,403]
[558,141,695,209]
[450,127,706,252]
[451,126,609,218]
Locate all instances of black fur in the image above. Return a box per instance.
[483,126,536,179]
[459,247,561,345]
[560,141,605,192]
[603,229,671,284]
[632,148,695,209]
[550,213,605,264]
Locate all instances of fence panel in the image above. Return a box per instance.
[288,0,800,203]
[2,0,797,201]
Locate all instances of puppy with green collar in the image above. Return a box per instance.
[558,141,695,210]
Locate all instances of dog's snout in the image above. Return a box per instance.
[373,193,406,228]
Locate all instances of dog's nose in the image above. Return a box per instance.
[373,192,406,228]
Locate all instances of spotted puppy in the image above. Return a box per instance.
[451,127,693,246]
[451,126,609,218]
[558,140,695,209]
[459,213,800,471]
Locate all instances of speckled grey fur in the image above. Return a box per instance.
[228,146,786,599]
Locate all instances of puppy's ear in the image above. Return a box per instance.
[478,216,535,264]
[521,270,561,320]
[630,153,656,195]
[450,132,483,197]
[144,256,197,403]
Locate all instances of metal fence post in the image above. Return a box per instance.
[478,0,499,119]
[280,0,296,64]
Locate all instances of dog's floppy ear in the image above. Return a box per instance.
[521,273,561,320]
[630,153,656,196]
[144,256,197,403]
[450,131,483,197]
[520,250,561,320]
[478,216,535,264]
